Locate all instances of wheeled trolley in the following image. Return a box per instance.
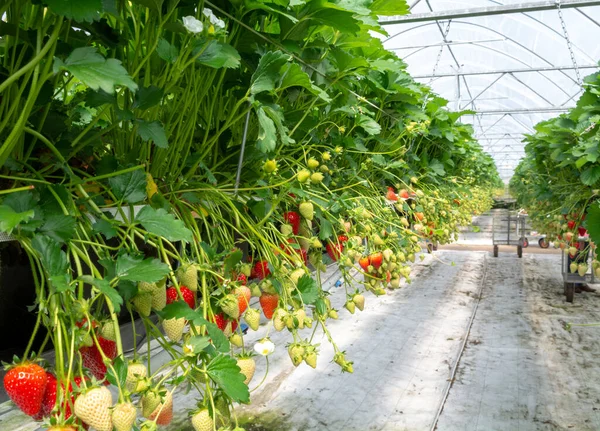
[561,238,595,303]
[492,209,526,258]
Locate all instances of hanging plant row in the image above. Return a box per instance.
[0,1,501,430]
[510,71,600,269]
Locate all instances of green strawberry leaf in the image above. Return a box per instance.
[195,40,241,69]
[106,356,127,388]
[117,280,138,302]
[357,114,381,136]
[136,120,168,149]
[115,254,170,283]
[108,169,147,204]
[136,206,192,243]
[295,274,318,305]
[186,336,211,354]
[157,38,178,63]
[93,219,118,240]
[38,214,76,243]
[585,204,600,245]
[54,47,137,93]
[46,0,102,22]
[223,249,243,275]
[199,242,217,260]
[133,86,164,110]
[250,51,290,95]
[31,235,69,278]
[256,106,277,153]
[206,355,250,404]
[580,165,600,186]
[0,205,34,234]
[2,190,37,213]
[318,216,334,240]
[79,275,123,313]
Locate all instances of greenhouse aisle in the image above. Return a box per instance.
[233,250,600,431]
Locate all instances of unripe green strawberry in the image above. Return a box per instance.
[263,159,277,173]
[244,308,260,331]
[578,263,588,277]
[74,387,113,431]
[352,294,365,311]
[237,356,256,385]
[311,238,323,249]
[382,249,393,262]
[305,351,317,369]
[408,253,415,263]
[240,264,252,277]
[299,202,314,221]
[288,344,304,366]
[176,263,198,291]
[310,172,324,184]
[294,308,307,329]
[328,309,338,319]
[191,408,213,431]
[101,321,116,341]
[133,282,154,317]
[126,362,148,393]
[280,224,294,236]
[151,284,166,311]
[345,300,356,314]
[290,268,305,285]
[272,308,287,331]
[390,278,401,289]
[221,294,240,319]
[230,333,243,348]
[297,169,311,183]
[112,402,136,431]
[307,158,319,169]
[249,283,261,297]
[570,262,578,273]
[162,318,185,342]
[148,391,172,425]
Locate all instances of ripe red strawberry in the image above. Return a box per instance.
[34,374,86,421]
[252,261,271,280]
[283,211,301,235]
[568,220,576,229]
[80,337,117,381]
[369,252,383,269]
[386,187,398,201]
[399,189,410,199]
[259,292,279,319]
[166,285,195,309]
[234,285,251,315]
[359,256,370,272]
[237,273,248,285]
[578,226,587,236]
[213,313,238,333]
[326,235,348,261]
[3,362,47,417]
[414,212,424,221]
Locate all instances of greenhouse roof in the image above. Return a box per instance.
[380,0,600,182]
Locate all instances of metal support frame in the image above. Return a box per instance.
[475,107,573,115]
[380,1,600,25]
[390,38,505,50]
[412,64,598,79]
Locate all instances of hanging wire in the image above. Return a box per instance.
[556,0,583,86]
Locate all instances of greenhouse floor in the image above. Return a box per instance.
[235,251,600,431]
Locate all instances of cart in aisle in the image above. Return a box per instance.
[517,214,550,249]
[492,209,526,258]
[562,238,595,303]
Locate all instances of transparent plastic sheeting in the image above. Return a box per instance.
[380,1,600,182]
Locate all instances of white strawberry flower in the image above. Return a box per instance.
[182,16,203,33]
[202,8,226,29]
[254,338,275,356]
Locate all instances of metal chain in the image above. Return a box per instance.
[556,0,582,86]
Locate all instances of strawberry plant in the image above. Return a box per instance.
[0,0,501,429]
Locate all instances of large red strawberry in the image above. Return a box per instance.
[399,189,410,199]
[213,313,238,334]
[369,252,383,270]
[34,374,86,421]
[166,285,195,309]
[259,292,279,319]
[80,337,117,381]
[234,285,251,315]
[3,362,47,417]
[236,273,247,285]
[359,256,370,272]
[252,261,271,280]
[326,235,348,261]
[386,187,398,201]
[567,220,576,230]
[283,211,301,235]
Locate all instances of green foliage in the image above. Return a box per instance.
[207,355,250,404]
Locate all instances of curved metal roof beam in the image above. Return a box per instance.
[395,22,578,95]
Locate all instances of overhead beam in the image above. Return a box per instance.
[380,0,600,25]
[412,64,598,78]
[476,107,574,115]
